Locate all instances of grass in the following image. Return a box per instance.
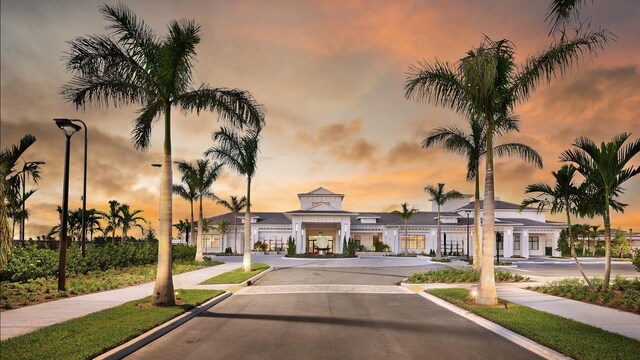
[200,263,270,284]
[0,260,223,310]
[427,288,640,360]
[0,289,224,360]
[408,269,529,283]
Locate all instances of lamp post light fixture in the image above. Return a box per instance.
[465,210,471,262]
[54,118,82,291]
[55,119,88,257]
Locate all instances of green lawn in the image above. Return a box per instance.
[201,263,270,284]
[427,288,640,360]
[1,260,223,310]
[0,289,224,360]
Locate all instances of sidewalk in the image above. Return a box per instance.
[496,286,640,341]
[0,261,241,340]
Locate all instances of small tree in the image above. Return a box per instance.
[612,230,632,259]
[287,236,296,257]
[424,183,463,259]
[391,203,419,256]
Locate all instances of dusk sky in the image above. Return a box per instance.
[2,0,639,239]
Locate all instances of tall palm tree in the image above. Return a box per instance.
[561,133,640,289]
[207,127,261,272]
[405,32,610,305]
[216,195,247,254]
[215,219,231,251]
[99,200,121,245]
[424,183,463,259]
[521,164,594,289]
[176,159,223,261]
[424,115,542,270]
[118,204,147,242]
[391,203,419,256]
[173,171,198,246]
[62,4,264,305]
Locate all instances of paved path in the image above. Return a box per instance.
[0,262,240,340]
[127,292,544,360]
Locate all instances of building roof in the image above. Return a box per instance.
[298,187,344,197]
[455,200,532,211]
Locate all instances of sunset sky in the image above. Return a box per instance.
[2,0,639,239]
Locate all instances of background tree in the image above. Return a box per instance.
[173,219,191,243]
[391,203,419,256]
[99,200,121,245]
[62,4,264,305]
[84,209,103,242]
[521,165,593,288]
[173,170,198,246]
[424,114,542,270]
[176,159,222,261]
[216,195,247,254]
[118,204,147,242]
[207,126,261,272]
[215,219,231,251]
[405,31,610,305]
[561,133,640,289]
[424,183,463,259]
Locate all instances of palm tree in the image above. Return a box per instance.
[521,164,594,289]
[173,219,191,243]
[176,159,223,261]
[405,32,610,305]
[215,219,231,251]
[84,209,103,242]
[99,200,121,245]
[216,195,247,254]
[62,4,264,305]
[391,203,419,256]
[206,127,261,272]
[589,225,601,257]
[173,172,198,246]
[118,204,147,242]
[424,115,542,270]
[561,133,640,289]
[424,183,463,259]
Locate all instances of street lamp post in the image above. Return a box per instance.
[465,210,471,262]
[54,119,82,291]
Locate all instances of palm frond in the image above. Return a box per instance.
[493,143,543,168]
[131,100,163,150]
[176,87,265,129]
[405,59,471,115]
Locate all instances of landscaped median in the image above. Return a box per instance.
[427,288,640,360]
[407,269,529,283]
[200,263,270,284]
[0,289,225,360]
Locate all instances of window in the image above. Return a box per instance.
[529,236,539,250]
[204,234,220,249]
[400,235,425,250]
[354,235,361,247]
[514,235,520,250]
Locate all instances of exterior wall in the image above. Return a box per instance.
[299,195,343,210]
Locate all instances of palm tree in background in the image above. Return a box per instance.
[217,195,247,254]
[561,133,640,289]
[118,204,147,242]
[215,219,231,251]
[173,169,198,246]
[424,183,463,259]
[521,164,594,289]
[173,219,191,243]
[62,4,264,305]
[84,209,103,242]
[405,31,610,305]
[207,127,261,272]
[176,159,223,261]
[391,203,419,256]
[423,115,542,270]
[99,200,122,245]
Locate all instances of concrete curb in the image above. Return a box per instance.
[95,292,232,360]
[279,256,359,261]
[416,291,571,360]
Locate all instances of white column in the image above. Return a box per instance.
[521,230,530,258]
[504,228,514,258]
[551,231,560,257]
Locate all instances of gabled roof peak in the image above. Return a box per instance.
[298,186,344,196]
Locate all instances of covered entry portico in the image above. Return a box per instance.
[286,213,356,253]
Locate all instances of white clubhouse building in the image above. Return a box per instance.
[200,187,566,258]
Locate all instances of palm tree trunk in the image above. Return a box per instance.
[189,200,195,246]
[436,206,442,259]
[152,105,175,306]
[195,196,204,261]
[112,228,116,246]
[242,178,252,272]
[603,195,612,290]
[477,115,497,306]
[233,215,238,255]
[404,220,408,256]
[565,203,594,290]
[473,172,482,271]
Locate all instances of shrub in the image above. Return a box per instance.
[431,257,451,263]
[373,241,390,252]
[253,241,268,252]
[286,236,296,257]
[633,249,640,272]
[408,269,528,283]
[224,247,233,255]
[172,244,196,262]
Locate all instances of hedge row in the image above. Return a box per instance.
[1,244,196,283]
